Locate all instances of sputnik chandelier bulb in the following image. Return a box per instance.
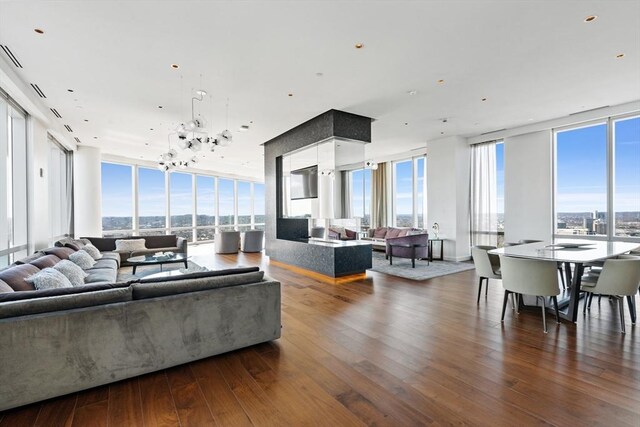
[158,87,233,171]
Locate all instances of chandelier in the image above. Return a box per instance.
[158,89,233,171]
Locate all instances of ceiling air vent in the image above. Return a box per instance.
[569,106,610,116]
[74,137,81,144]
[0,45,23,68]
[30,83,46,98]
[64,124,73,133]
[50,108,62,118]
[480,128,506,136]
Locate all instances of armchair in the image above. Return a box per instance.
[385,233,429,259]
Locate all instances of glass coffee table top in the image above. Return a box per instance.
[127,252,187,264]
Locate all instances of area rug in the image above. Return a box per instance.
[117,260,208,281]
[369,251,475,281]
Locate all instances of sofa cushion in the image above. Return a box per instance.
[43,247,76,260]
[100,252,121,267]
[373,227,388,239]
[140,235,178,249]
[0,280,14,294]
[0,282,129,303]
[0,287,133,319]
[133,268,263,299]
[0,264,39,291]
[13,252,46,265]
[386,228,402,238]
[29,254,62,270]
[85,258,119,271]
[54,237,86,251]
[84,268,118,284]
[54,259,89,287]
[115,239,146,252]
[25,268,73,290]
[81,244,102,260]
[397,229,409,237]
[344,229,357,239]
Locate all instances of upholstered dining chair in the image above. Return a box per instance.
[471,246,501,305]
[518,239,566,288]
[499,256,561,333]
[580,258,640,333]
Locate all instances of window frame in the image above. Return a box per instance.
[552,112,640,242]
[391,155,427,228]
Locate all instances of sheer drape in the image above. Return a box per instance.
[371,163,388,228]
[65,151,74,237]
[470,142,498,246]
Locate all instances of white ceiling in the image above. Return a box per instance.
[0,0,638,180]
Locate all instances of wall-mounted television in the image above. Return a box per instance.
[290,165,318,200]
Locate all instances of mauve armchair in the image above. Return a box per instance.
[385,233,429,259]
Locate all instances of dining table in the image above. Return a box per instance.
[488,239,640,323]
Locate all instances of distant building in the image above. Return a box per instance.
[557,221,567,229]
[583,218,594,232]
[594,220,607,235]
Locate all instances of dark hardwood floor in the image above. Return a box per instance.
[2,251,639,426]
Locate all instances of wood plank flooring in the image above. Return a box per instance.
[2,249,639,426]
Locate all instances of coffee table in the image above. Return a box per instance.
[126,253,188,275]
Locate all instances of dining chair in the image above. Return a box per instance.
[499,255,561,333]
[471,246,501,304]
[518,239,566,288]
[580,258,640,333]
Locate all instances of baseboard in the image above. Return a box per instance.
[444,255,472,262]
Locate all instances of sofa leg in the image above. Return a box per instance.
[184,260,189,269]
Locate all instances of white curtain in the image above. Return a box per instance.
[470,142,498,246]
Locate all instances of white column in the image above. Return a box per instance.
[73,146,102,237]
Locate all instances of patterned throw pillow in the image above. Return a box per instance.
[373,227,388,239]
[68,250,97,270]
[25,268,73,290]
[53,259,89,286]
[115,239,147,252]
[81,244,103,260]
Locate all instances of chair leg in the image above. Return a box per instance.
[583,292,590,314]
[501,290,510,322]
[477,277,484,305]
[540,297,548,333]
[510,293,517,310]
[626,295,636,324]
[558,265,566,289]
[485,279,489,296]
[618,297,626,334]
[589,293,595,309]
[553,296,560,324]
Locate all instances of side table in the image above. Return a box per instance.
[428,238,444,262]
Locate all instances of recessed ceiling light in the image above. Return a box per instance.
[616,53,625,58]
[316,72,324,77]
[407,90,418,96]
[150,128,154,131]
[84,119,89,122]
[481,98,487,102]
[584,15,597,22]
[404,122,409,125]
[440,132,445,135]
[93,136,98,139]
[288,93,293,97]
[171,64,179,69]
[145,143,149,146]
[34,28,44,34]
[437,79,445,84]
[158,106,163,109]
[354,43,364,49]
[67,89,74,92]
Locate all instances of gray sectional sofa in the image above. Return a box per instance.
[0,238,281,411]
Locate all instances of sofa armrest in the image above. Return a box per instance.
[177,237,188,255]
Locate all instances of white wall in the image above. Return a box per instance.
[427,136,471,261]
[504,130,553,243]
[74,146,103,237]
[28,119,52,250]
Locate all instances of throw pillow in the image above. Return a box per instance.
[386,228,402,238]
[373,227,388,239]
[81,244,103,260]
[53,259,89,286]
[115,239,146,252]
[68,250,96,270]
[25,268,73,290]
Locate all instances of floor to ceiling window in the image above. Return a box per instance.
[100,161,264,241]
[138,167,166,235]
[48,135,73,243]
[470,141,504,246]
[351,168,372,228]
[101,163,133,237]
[554,113,639,240]
[0,91,28,267]
[391,156,427,228]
